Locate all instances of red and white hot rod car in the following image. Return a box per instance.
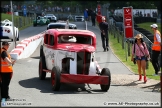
[39,29,111,92]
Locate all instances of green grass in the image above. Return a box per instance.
[109,23,160,80]
[137,22,161,33]
[1,13,20,21]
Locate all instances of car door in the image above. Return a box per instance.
[46,34,56,70]
[43,33,50,69]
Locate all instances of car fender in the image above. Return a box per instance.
[89,52,98,75]
[2,26,13,38]
[55,50,76,74]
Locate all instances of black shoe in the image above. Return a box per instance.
[106,47,109,51]
[103,49,106,52]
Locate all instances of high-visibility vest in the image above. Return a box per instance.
[1,48,13,72]
[152,30,161,51]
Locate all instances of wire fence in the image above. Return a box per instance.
[109,22,161,69]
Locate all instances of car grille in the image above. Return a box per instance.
[77,51,91,75]
[76,19,82,21]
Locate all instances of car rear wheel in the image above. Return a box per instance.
[51,66,61,91]
[46,21,49,25]
[16,33,19,41]
[40,45,44,57]
[33,23,37,27]
[100,68,111,92]
[38,57,47,80]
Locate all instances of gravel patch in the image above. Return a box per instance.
[111,74,161,92]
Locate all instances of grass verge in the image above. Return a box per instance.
[137,22,161,33]
[1,13,21,21]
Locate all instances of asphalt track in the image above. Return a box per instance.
[6,22,160,107]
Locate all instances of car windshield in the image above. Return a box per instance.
[48,25,65,29]
[58,35,92,45]
[37,16,44,19]
[0,22,11,26]
[0,23,5,26]
[46,14,53,16]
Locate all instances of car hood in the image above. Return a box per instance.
[48,23,75,26]
[69,23,76,25]
[56,44,95,52]
[45,16,56,17]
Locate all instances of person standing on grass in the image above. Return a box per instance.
[131,34,150,83]
[150,24,161,76]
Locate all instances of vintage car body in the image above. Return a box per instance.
[39,29,111,91]
[47,22,77,30]
[33,16,50,27]
[44,14,57,22]
[0,19,19,41]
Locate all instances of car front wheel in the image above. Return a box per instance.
[51,66,61,91]
[16,33,19,41]
[38,57,47,80]
[100,68,111,92]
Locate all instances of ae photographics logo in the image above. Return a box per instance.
[1,98,6,107]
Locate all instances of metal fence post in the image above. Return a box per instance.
[116,27,119,40]
[24,17,25,26]
[117,28,120,43]
[114,26,116,38]
[19,17,22,28]
[127,39,131,56]
[122,31,124,49]
[14,18,17,27]
[125,38,128,61]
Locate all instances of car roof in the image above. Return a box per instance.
[1,19,12,23]
[47,29,95,37]
[48,22,75,26]
[49,22,66,25]
[1,19,12,26]
[46,14,54,15]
